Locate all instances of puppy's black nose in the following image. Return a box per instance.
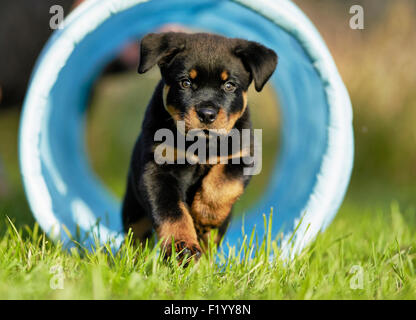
[196,108,218,124]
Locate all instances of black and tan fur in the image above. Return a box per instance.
[122,32,277,260]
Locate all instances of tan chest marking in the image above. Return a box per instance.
[191,164,244,229]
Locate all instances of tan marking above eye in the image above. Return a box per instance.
[189,69,198,79]
[221,71,229,81]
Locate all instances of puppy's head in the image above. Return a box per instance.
[138,32,277,133]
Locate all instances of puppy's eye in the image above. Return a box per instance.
[223,81,236,93]
[180,79,192,89]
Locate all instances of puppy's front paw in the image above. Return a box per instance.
[163,240,202,263]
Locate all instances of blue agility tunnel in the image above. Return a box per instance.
[19,0,353,255]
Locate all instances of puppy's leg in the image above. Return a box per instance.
[142,162,201,260]
[122,173,153,242]
[191,164,245,245]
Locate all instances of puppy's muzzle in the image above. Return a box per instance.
[196,107,218,124]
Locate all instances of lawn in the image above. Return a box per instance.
[0,200,415,299]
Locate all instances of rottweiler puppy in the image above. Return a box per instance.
[122,32,277,260]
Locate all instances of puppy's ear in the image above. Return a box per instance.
[234,40,278,92]
[138,32,186,74]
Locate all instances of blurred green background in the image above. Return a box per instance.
[0,0,415,234]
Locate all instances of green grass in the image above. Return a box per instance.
[1,201,415,300]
